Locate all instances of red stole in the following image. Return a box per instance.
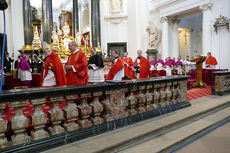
[40,52,67,87]
[122,57,135,79]
[107,57,124,80]
[135,56,150,79]
[65,51,88,85]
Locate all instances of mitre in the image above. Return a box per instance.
[42,41,50,50]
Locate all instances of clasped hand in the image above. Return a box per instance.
[65,65,72,70]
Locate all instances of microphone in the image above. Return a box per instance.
[0,0,8,11]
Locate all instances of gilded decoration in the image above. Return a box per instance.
[213,15,230,33]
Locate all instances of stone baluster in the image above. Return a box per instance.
[90,92,104,125]
[111,89,127,120]
[171,82,178,104]
[153,84,160,109]
[78,93,93,128]
[127,87,138,115]
[63,95,80,131]
[159,83,167,108]
[124,88,129,117]
[31,98,49,140]
[178,80,187,102]
[11,100,30,145]
[0,103,8,148]
[146,85,154,111]
[48,97,65,135]
[137,86,147,113]
[101,91,115,122]
[165,82,172,106]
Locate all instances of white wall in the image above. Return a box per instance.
[102,0,129,57]
[210,0,230,70]
[101,0,149,59]
[0,0,24,63]
[127,0,149,59]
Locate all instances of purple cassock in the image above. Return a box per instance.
[175,60,183,67]
[149,61,157,66]
[157,59,165,65]
[18,55,31,70]
[170,59,175,65]
[165,61,173,68]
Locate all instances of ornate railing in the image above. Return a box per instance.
[0,76,190,152]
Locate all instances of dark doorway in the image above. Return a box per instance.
[0,33,7,58]
[107,42,127,58]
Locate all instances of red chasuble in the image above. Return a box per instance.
[205,56,218,65]
[122,57,135,79]
[65,50,88,85]
[135,56,150,79]
[40,52,67,87]
[107,57,124,80]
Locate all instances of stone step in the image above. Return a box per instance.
[43,94,230,153]
[121,104,230,153]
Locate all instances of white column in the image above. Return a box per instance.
[0,1,14,58]
[199,3,213,56]
[171,19,180,58]
[160,16,169,59]
[11,0,24,58]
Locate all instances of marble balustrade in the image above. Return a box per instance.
[0,75,188,149]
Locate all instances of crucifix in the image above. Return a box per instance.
[184,32,187,46]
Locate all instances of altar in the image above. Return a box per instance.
[4,74,41,89]
[188,69,228,86]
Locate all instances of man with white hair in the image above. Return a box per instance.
[40,41,67,87]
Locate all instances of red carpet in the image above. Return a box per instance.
[187,86,212,101]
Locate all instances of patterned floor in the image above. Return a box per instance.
[187,86,212,101]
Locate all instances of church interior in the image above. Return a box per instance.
[0,0,230,152]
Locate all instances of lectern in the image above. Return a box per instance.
[190,56,207,88]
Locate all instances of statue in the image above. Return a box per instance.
[61,22,72,51]
[110,0,122,13]
[75,32,82,47]
[32,26,41,50]
[51,29,59,50]
[146,23,161,49]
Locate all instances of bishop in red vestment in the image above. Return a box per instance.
[107,50,124,80]
[134,50,150,79]
[122,52,135,79]
[205,52,218,68]
[65,41,88,85]
[40,42,67,87]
